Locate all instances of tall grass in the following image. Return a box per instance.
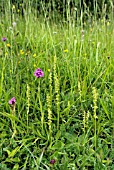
[0,0,114,169]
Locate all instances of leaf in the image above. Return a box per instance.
[8,146,20,158]
[37,129,46,139]
[55,130,61,141]
[64,132,77,142]
[0,163,10,170]
[100,99,110,119]
[51,141,64,150]
[12,164,19,170]
[0,112,27,128]
[3,148,11,157]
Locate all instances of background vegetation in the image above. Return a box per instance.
[0,0,114,169]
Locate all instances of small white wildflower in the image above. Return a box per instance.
[12,22,16,27]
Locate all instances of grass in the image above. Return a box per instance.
[0,1,114,169]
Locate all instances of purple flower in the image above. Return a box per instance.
[2,37,7,41]
[50,159,56,164]
[34,68,44,78]
[8,97,16,105]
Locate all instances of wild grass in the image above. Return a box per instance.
[0,1,114,169]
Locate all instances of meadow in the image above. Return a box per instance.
[0,1,114,170]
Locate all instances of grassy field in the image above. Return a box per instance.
[0,1,114,170]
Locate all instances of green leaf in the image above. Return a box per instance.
[12,164,19,170]
[55,130,61,141]
[8,146,20,158]
[3,148,11,157]
[0,112,27,128]
[51,141,64,150]
[100,99,110,119]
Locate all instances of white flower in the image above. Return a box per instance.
[12,22,16,27]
